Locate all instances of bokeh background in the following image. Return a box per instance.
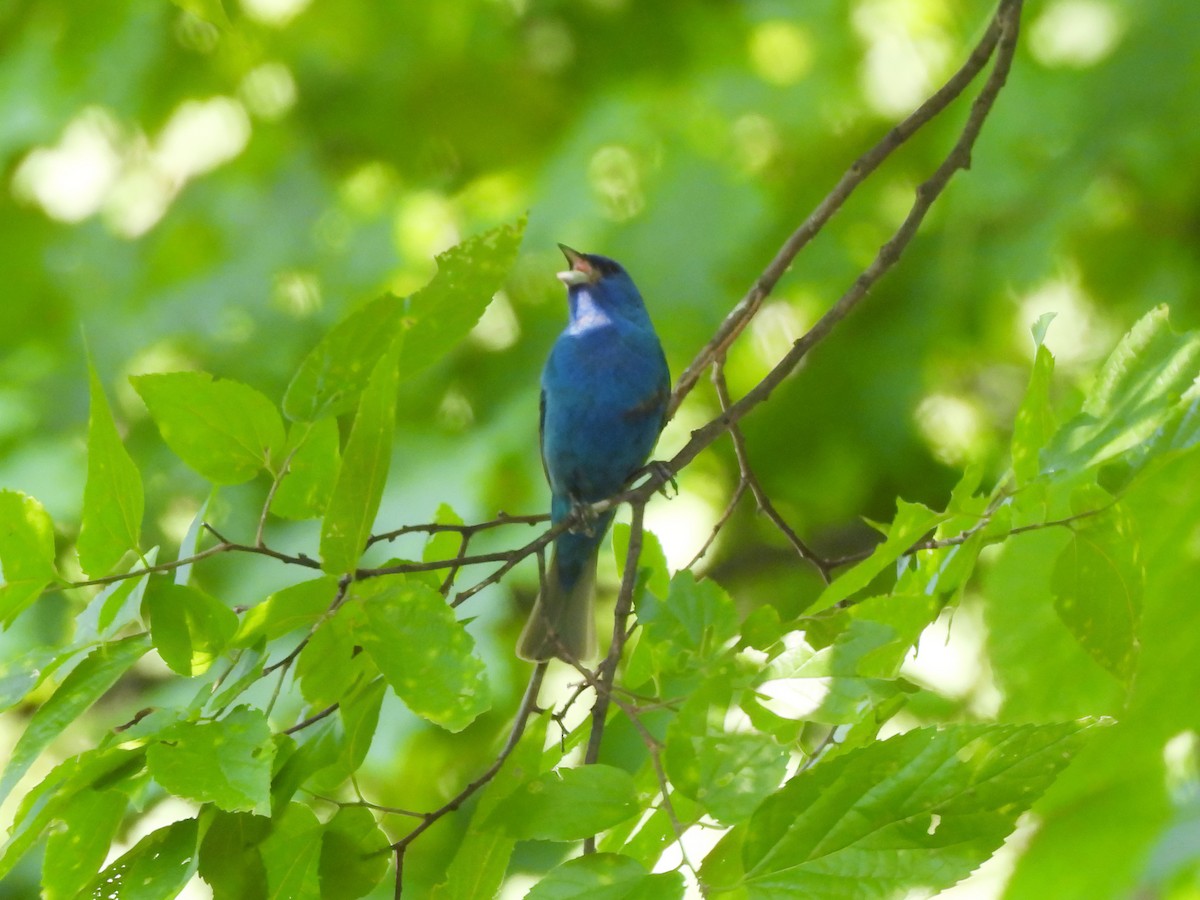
[0,0,1196,896]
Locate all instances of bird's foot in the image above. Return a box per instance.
[568,498,599,536]
[634,460,678,498]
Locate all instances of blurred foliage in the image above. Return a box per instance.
[0,0,1198,897]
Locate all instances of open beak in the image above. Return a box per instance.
[556,244,595,286]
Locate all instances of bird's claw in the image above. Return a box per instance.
[643,460,677,498]
[568,498,599,536]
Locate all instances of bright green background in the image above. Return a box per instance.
[0,0,1197,896]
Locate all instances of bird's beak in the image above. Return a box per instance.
[556,244,595,286]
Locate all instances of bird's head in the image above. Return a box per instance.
[555,244,647,324]
[556,244,628,288]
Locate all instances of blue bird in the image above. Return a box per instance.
[518,245,670,662]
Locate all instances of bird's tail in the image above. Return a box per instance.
[517,514,613,662]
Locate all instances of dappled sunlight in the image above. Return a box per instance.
[13,108,123,222]
[1016,271,1118,369]
[239,0,312,27]
[748,21,815,87]
[239,62,298,121]
[1031,0,1124,68]
[587,144,647,222]
[393,190,461,288]
[469,291,521,351]
[902,602,1003,718]
[13,96,251,237]
[853,0,953,117]
[915,392,989,467]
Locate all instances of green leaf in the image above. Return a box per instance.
[636,570,739,674]
[318,806,390,900]
[260,803,324,900]
[145,582,239,676]
[132,371,285,484]
[667,727,787,825]
[146,706,275,813]
[1044,306,1200,473]
[271,419,341,520]
[283,293,406,423]
[352,576,490,732]
[701,722,1092,898]
[78,360,143,577]
[485,764,640,841]
[1052,507,1144,681]
[297,604,369,708]
[80,548,157,638]
[0,489,57,624]
[526,854,684,900]
[613,523,670,600]
[391,216,527,377]
[422,502,465,564]
[234,575,339,647]
[1012,320,1058,484]
[42,788,127,900]
[811,499,945,613]
[309,677,386,791]
[84,817,200,900]
[283,218,524,422]
[319,346,398,573]
[430,714,547,900]
[199,810,270,900]
[0,747,146,881]
[0,633,150,807]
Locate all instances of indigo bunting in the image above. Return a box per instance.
[517,245,670,662]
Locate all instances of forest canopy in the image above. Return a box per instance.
[0,0,1198,898]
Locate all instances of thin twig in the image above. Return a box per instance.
[712,360,833,582]
[284,702,339,735]
[582,502,645,852]
[610,0,1026,517]
[684,480,748,571]
[667,2,1010,419]
[367,512,548,548]
[390,663,548,897]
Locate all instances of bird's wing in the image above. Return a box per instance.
[622,381,670,425]
[538,387,551,483]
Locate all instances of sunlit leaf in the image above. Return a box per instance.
[319,346,398,573]
[233,575,338,647]
[145,582,239,676]
[811,500,945,614]
[392,215,526,376]
[1052,501,1143,681]
[1044,306,1200,473]
[42,788,127,900]
[271,418,341,520]
[525,854,685,900]
[0,489,57,624]
[78,361,143,577]
[0,634,150,807]
[485,765,639,841]
[146,707,275,813]
[84,817,200,900]
[283,293,405,423]
[282,217,524,423]
[701,722,1093,898]
[1012,315,1058,484]
[132,371,285,484]
[351,575,490,732]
